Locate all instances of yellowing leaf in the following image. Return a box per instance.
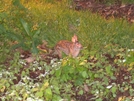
[44,81,49,88]
[32,88,39,92]
[37,46,47,53]
[0,86,5,92]
[79,60,87,65]
[40,49,47,53]
[127,67,132,71]
[118,96,125,101]
[23,93,28,100]
[62,59,67,66]
[119,48,125,52]
[32,24,38,30]
[90,56,94,59]
[129,62,134,67]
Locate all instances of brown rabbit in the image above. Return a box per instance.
[54,35,82,58]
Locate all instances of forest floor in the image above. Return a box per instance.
[73,0,134,23]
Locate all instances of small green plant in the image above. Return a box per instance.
[2,19,41,54]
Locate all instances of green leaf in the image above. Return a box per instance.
[21,71,26,77]
[31,41,39,54]
[96,98,102,101]
[0,24,6,34]
[106,65,112,74]
[52,94,62,101]
[20,19,30,36]
[6,83,10,88]
[33,29,40,37]
[81,71,88,78]
[45,87,52,100]
[125,98,132,101]
[61,74,68,82]
[53,86,60,94]
[75,77,84,86]
[6,31,23,41]
[12,0,26,10]
[35,91,43,98]
[78,90,84,95]
[111,86,117,94]
[11,42,24,50]
[55,69,61,77]
[94,73,99,78]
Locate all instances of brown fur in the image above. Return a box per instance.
[54,35,82,58]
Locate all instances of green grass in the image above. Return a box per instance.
[1,0,134,50]
[21,0,134,51]
[0,0,134,64]
[0,0,134,68]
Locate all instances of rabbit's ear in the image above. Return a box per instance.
[72,34,78,42]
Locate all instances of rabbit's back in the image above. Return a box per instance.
[55,40,72,55]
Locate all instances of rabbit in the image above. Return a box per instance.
[54,34,82,58]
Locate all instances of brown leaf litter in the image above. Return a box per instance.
[73,0,134,23]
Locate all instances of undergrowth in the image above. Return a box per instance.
[0,0,134,101]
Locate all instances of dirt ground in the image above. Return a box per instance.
[73,0,134,23]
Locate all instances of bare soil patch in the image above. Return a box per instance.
[73,0,134,23]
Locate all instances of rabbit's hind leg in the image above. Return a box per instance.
[55,49,62,59]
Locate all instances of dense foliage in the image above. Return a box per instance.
[0,0,134,101]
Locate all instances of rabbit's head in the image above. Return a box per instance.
[71,34,82,57]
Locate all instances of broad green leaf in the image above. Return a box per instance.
[78,90,84,95]
[45,87,52,100]
[6,83,10,88]
[96,98,102,101]
[106,65,111,74]
[20,19,30,36]
[53,86,60,94]
[81,71,88,78]
[35,91,43,98]
[124,98,131,101]
[52,94,62,101]
[21,71,26,77]
[55,69,61,77]
[61,74,68,82]
[75,77,84,86]
[94,73,99,78]
[111,86,117,94]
